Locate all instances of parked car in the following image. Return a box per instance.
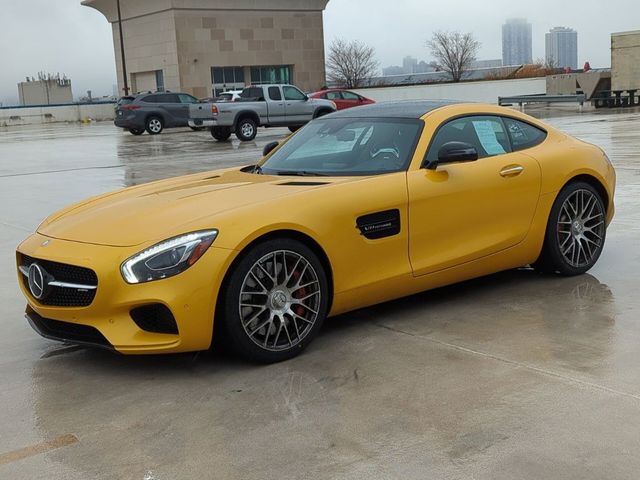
[115,91,202,135]
[17,101,615,363]
[309,89,375,110]
[189,84,337,141]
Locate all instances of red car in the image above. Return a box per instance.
[309,89,375,110]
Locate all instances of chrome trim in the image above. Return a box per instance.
[18,265,97,290]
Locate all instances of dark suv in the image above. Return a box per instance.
[115,92,202,135]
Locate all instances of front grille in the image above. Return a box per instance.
[20,254,98,307]
[26,309,112,349]
[130,304,179,334]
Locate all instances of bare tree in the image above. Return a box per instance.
[326,39,379,88]
[426,31,480,82]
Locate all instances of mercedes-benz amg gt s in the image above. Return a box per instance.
[17,101,616,363]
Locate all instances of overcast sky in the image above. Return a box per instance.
[1,0,638,105]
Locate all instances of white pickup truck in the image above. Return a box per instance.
[188,84,337,142]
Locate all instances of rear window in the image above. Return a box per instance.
[504,118,547,151]
[240,87,265,101]
[118,96,135,105]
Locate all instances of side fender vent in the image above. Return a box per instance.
[356,209,401,240]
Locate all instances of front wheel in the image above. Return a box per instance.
[534,181,607,275]
[235,118,257,142]
[221,239,329,363]
[211,126,232,142]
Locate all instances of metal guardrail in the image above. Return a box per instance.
[498,94,586,106]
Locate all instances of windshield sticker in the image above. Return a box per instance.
[472,121,506,155]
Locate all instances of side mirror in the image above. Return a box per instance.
[426,141,478,170]
[262,141,279,157]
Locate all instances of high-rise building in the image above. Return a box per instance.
[502,18,532,66]
[546,27,578,70]
[402,56,418,74]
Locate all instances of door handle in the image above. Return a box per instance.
[500,165,524,177]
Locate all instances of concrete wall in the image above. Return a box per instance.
[352,78,546,104]
[18,80,73,106]
[0,103,116,127]
[611,30,640,91]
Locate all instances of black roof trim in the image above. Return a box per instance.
[327,100,463,119]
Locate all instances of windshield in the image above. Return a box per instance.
[259,117,423,176]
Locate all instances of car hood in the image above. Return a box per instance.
[37,168,345,247]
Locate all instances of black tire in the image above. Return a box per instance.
[235,117,258,142]
[145,116,164,135]
[288,125,302,133]
[314,109,332,119]
[220,238,329,363]
[129,128,144,136]
[210,126,232,142]
[534,181,607,276]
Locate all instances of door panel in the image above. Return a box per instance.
[407,151,541,276]
[283,86,311,122]
[266,86,286,124]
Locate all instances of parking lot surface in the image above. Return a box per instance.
[1,111,640,479]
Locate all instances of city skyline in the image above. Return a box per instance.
[1,0,638,105]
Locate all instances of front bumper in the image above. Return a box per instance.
[17,233,235,354]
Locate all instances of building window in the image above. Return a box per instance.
[250,65,292,85]
[155,70,165,92]
[211,66,245,96]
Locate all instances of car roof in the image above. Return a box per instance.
[327,100,462,119]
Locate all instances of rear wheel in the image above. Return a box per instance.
[535,181,607,275]
[235,117,257,142]
[129,128,144,135]
[145,116,163,135]
[210,126,232,142]
[221,238,329,363]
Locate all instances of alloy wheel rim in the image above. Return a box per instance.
[239,250,321,352]
[149,119,161,132]
[557,189,605,268]
[241,123,254,138]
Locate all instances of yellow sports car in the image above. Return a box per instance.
[16,101,616,363]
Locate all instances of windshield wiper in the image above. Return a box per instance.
[274,170,329,177]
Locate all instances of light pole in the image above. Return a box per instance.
[117,0,129,95]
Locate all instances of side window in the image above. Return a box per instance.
[141,95,159,103]
[503,118,547,151]
[425,116,512,163]
[342,91,360,100]
[162,94,181,103]
[326,91,342,100]
[283,86,307,101]
[240,87,264,101]
[268,86,282,101]
[178,94,198,104]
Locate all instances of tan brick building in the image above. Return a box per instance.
[82,0,329,98]
[611,30,640,91]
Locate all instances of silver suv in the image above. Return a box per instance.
[115,92,202,135]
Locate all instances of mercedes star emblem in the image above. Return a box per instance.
[28,263,46,300]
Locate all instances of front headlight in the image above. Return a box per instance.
[121,230,218,284]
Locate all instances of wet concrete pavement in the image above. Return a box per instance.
[1,111,639,479]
